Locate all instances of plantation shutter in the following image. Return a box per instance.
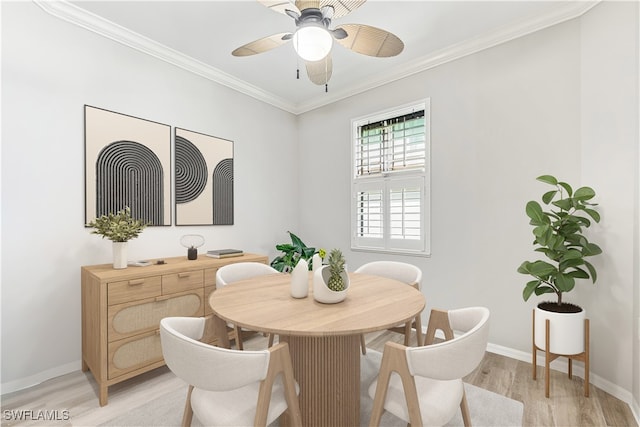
[351,101,430,255]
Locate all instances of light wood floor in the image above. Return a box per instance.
[1,331,637,427]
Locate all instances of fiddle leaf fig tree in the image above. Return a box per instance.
[517,175,603,306]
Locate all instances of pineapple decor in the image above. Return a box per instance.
[327,249,346,292]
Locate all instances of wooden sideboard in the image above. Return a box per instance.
[81,253,268,406]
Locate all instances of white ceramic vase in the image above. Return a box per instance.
[312,254,323,273]
[534,304,586,355]
[112,241,128,269]
[313,266,349,304]
[290,258,309,298]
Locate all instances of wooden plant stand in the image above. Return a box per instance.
[531,309,590,398]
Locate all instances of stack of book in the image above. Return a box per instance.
[206,249,244,259]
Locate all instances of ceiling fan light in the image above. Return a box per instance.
[292,25,333,62]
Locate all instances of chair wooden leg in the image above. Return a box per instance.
[460,389,472,427]
[360,334,367,355]
[255,343,302,427]
[403,321,412,346]
[370,342,422,427]
[235,326,244,350]
[414,315,423,347]
[268,333,275,347]
[181,385,194,427]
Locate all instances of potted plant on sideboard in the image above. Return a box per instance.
[517,175,602,356]
[87,206,148,269]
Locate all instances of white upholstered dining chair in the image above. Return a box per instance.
[367,306,490,427]
[159,316,302,427]
[355,261,423,354]
[216,262,279,349]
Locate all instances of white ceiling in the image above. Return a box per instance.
[40,1,598,114]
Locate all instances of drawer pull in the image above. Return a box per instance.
[155,295,172,302]
[128,279,145,286]
[178,273,191,278]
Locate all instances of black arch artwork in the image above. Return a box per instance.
[212,158,234,225]
[95,140,164,225]
[174,128,234,226]
[175,135,208,204]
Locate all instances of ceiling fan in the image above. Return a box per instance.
[231,0,404,91]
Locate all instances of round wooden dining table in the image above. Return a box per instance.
[209,271,425,427]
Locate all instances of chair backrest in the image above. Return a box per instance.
[406,307,490,380]
[160,317,270,391]
[354,261,422,289]
[216,262,279,287]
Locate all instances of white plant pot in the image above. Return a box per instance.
[313,266,349,304]
[534,304,586,355]
[290,258,309,298]
[112,241,128,269]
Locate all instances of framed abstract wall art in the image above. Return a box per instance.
[174,128,234,226]
[84,105,171,226]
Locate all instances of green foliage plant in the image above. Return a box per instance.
[270,231,317,272]
[87,207,148,242]
[517,175,602,307]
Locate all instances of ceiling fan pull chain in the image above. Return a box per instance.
[325,83,328,93]
[297,68,300,79]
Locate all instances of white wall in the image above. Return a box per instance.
[298,1,639,406]
[1,2,298,390]
[579,0,639,411]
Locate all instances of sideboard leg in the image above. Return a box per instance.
[99,385,108,406]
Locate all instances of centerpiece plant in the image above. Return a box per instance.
[271,231,319,272]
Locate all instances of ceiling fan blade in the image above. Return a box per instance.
[232,33,292,57]
[335,24,404,57]
[305,54,333,85]
[319,1,366,18]
[295,1,320,12]
[257,1,300,15]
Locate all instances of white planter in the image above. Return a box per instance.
[290,258,309,298]
[313,266,349,304]
[312,254,323,273]
[534,304,586,355]
[112,241,128,269]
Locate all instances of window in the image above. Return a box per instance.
[351,100,430,255]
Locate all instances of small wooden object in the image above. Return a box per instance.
[532,309,590,398]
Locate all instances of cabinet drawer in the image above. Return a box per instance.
[108,276,161,306]
[107,289,205,342]
[162,271,204,294]
[108,330,163,379]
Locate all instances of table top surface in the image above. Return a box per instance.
[209,272,425,337]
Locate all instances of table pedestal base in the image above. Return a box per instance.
[280,335,360,427]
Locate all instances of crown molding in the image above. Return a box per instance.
[35,0,600,116]
[295,1,600,113]
[33,0,295,113]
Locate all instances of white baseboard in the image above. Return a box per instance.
[1,360,82,395]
